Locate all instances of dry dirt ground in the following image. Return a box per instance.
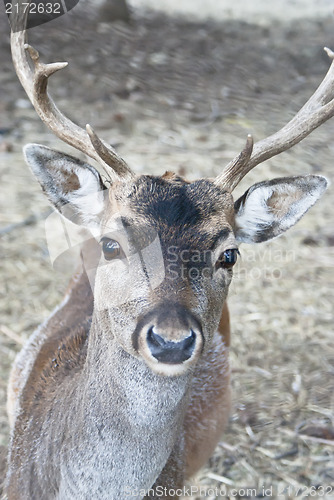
[0,2,334,498]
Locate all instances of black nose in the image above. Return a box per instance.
[147,327,196,364]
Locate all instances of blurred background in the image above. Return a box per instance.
[0,0,334,497]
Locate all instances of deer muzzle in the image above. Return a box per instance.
[133,303,204,376]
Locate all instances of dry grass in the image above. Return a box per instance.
[0,8,333,498]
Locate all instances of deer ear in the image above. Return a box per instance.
[234,175,328,243]
[24,144,106,228]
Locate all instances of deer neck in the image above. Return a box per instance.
[61,313,191,498]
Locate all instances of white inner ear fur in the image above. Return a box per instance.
[24,144,105,230]
[235,184,275,240]
[235,176,328,243]
[67,167,105,220]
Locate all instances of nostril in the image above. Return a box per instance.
[182,331,196,351]
[147,327,167,348]
[146,327,197,364]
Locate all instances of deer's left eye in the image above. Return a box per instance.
[100,238,123,261]
[216,249,239,270]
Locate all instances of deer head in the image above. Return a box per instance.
[11,6,333,378]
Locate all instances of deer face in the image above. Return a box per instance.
[95,174,236,376]
[25,144,327,376]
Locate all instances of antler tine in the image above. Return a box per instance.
[214,134,253,188]
[10,1,134,182]
[216,47,334,192]
[86,125,132,179]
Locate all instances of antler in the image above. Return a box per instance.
[215,47,334,191]
[10,1,134,182]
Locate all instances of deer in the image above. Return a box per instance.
[5,3,334,499]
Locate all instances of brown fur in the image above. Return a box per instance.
[218,301,230,347]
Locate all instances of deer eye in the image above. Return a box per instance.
[100,238,123,261]
[216,249,239,270]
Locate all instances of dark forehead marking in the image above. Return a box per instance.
[128,176,228,228]
[119,175,234,251]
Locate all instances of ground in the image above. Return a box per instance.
[0,1,334,498]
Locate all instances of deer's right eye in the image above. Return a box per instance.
[100,238,123,261]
